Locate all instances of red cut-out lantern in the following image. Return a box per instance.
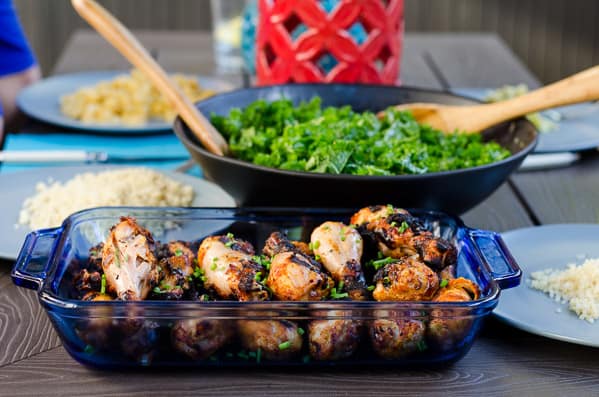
[256,0,404,85]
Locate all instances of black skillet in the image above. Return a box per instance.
[173,84,537,214]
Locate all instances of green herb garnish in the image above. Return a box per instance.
[100,273,106,295]
[175,249,183,256]
[440,279,449,288]
[83,344,94,354]
[397,221,410,234]
[278,341,291,350]
[330,281,349,299]
[367,285,375,291]
[308,240,320,251]
[367,257,395,270]
[416,340,428,352]
[297,327,305,336]
[256,348,262,364]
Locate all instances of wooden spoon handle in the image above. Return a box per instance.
[472,65,599,131]
[71,0,228,156]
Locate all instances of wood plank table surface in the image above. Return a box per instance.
[1,30,598,396]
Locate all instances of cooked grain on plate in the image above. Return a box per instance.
[18,168,194,229]
[529,258,599,323]
[60,69,215,125]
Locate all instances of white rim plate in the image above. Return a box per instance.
[0,165,235,259]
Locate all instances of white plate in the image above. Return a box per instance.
[496,224,599,348]
[0,165,235,259]
[17,71,235,134]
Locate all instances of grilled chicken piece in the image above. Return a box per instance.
[101,217,159,301]
[153,241,195,300]
[311,221,367,301]
[237,319,303,360]
[172,318,234,360]
[370,315,426,359]
[267,251,333,301]
[197,235,268,301]
[373,257,439,301]
[119,318,160,365]
[428,278,480,350]
[351,205,456,271]
[76,292,114,349]
[264,231,333,301]
[308,312,362,361]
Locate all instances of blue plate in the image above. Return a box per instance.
[453,88,599,153]
[496,224,599,348]
[17,71,235,134]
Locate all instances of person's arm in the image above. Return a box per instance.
[0,0,39,133]
[0,64,40,130]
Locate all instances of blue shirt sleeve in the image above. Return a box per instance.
[0,0,36,77]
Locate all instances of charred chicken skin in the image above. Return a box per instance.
[372,257,439,301]
[197,235,268,301]
[101,217,159,301]
[351,205,456,271]
[311,221,368,301]
[153,241,195,300]
[264,231,333,301]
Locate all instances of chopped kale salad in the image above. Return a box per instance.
[210,97,511,176]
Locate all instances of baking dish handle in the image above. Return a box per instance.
[11,228,61,291]
[467,229,522,289]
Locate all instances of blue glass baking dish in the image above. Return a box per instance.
[12,207,521,368]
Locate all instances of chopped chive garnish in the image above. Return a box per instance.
[297,327,305,336]
[398,221,410,234]
[157,265,162,273]
[83,344,94,354]
[175,249,183,256]
[100,274,106,295]
[309,240,320,251]
[390,221,397,227]
[256,348,262,364]
[338,281,344,290]
[200,275,207,283]
[254,272,262,281]
[440,279,449,288]
[368,257,395,270]
[226,232,234,239]
[383,276,391,284]
[224,241,233,248]
[416,340,428,352]
[210,262,217,271]
[386,204,394,215]
[278,341,291,350]
[367,285,375,291]
[237,351,249,360]
[314,254,321,261]
[377,251,384,259]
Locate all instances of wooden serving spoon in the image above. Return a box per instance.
[71,0,229,156]
[383,65,599,134]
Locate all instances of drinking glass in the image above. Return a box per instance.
[210,0,245,74]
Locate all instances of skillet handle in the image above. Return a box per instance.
[11,228,61,291]
[467,229,522,289]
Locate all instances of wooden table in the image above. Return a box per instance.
[1,30,598,396]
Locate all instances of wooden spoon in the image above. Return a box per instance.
[71,0,229,156]
[383,65,599,134]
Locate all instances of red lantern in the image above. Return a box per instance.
[256,0,404,85]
